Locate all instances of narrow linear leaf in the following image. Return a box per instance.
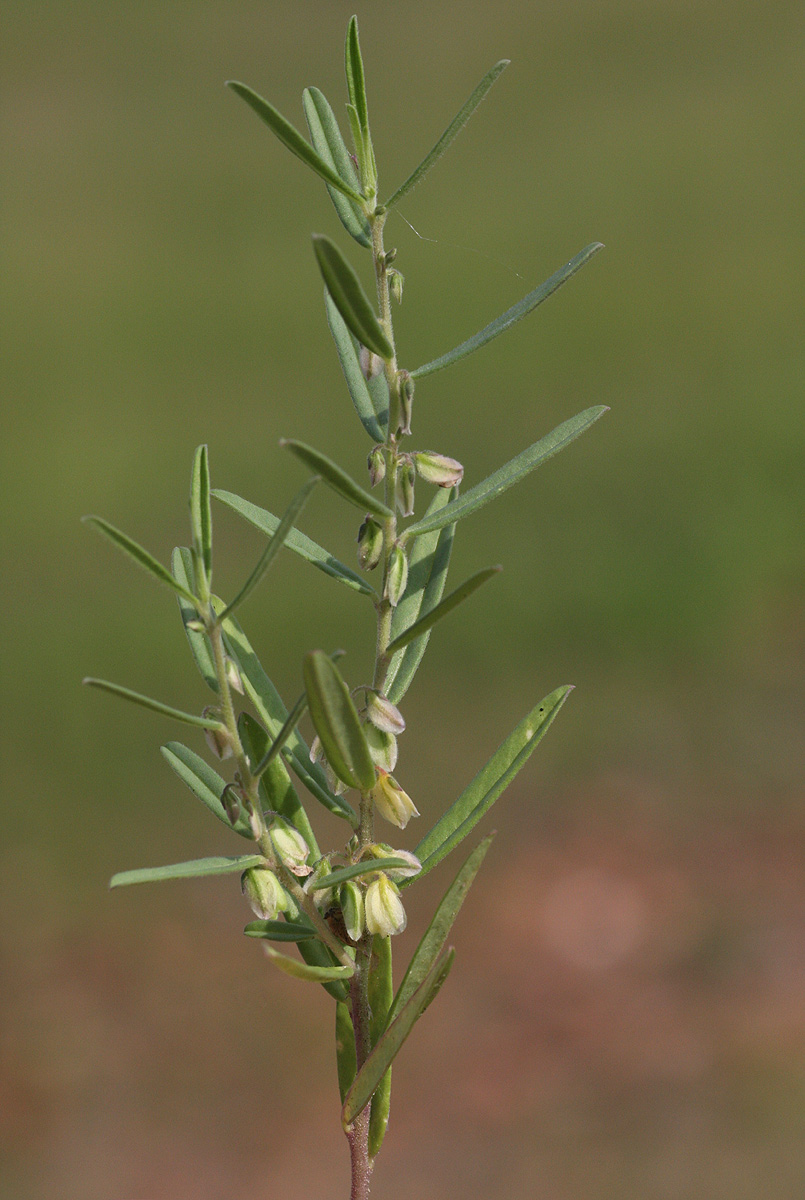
[342,948,450,1127]
[303,88,371,248]
[345,15,369,133]
[368,934,393,1158]
[386,489,456,704]
[161,741,253,839]
[213,489,376,596]
[82,516,199,606]
[226,81,364,203]
[282,438,392,519]
[253,691,308,778]
[420,946,455,1014]
[386,566,501,655]
[237,712,319,859]
[83,678,222,730]
[244,919,317,942]
[263,944,354,983]
[384,59,510,209]
[336,1001,358,1103]
[413,686,573,875]
[111,854,264,889]
[410,242,604,378]
[403,407,608,539]
[297,937,350,1003]
[313,857,410,891]
[312,234,393,361]
[325,291,387,441]
[281,749,359,828]
[190,444,212,583]
[303,650,376,792]
[391,836,494,1021]
[219,476,319,620]
[172,548,218,692]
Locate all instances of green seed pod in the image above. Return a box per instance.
[385,543,409,606]
[413,450,464,488]
[367,444,386,488]
[395,456,416,517]
[339,881,365,943]
[357,515,383,571]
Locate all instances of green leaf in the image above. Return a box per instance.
[83,678,223,730]
[303,88,371,248]
[324,291,388,442]
[386,489,456,704]
[312,234,393,361]
[263,945,354,983]
[403,407,608,539]
[161,741,253,839]
[111,854,264,889]
[336,1001,358,1103]
[413,686,573,876]
[345,15,370,134]
[385,566,501,655]
[342,948,450,1128]
[313,858,410,891]
[219,476,318,620]
[368,934,393,1158]
[391,836,493,1020]
[82,516,200,606]
[253,691,308,778]
[297,938,350,1003]
[220,615,358,827]
[384,60,510,209]
[281,438,392,519]
[237,711,319,858]
[226,81,364,203]
[172,548,218,692]
[420,946,455,1015]
[190,444,212,586]
[303,650,376,792]
[410,243,604,378]
[244,919,317,942]
[213,489,375,596]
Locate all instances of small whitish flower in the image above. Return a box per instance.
[365,724,398,772]
[339,881,365,942]
[413,450,464,488]
[395,455,416,516]
[357,515,383,571]
[225,656,244,694]
[304,857,335,911]
[370,770,419,829]
[366,692,405,735]
[367,445,386,488]
[385,544,408,607]
[270,818,311,876]
[241,867,289,921]
[359,345,384,380]
[370,844,422,880]
[389,268,404,305]
[365,873,407,937]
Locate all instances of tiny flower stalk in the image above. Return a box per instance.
[89,19,606,1200]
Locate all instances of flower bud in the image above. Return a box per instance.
[395,455,416,516]
[367,445,386,488]
[204,717,233,761]
[370,844,422,880]
[304,857,335,911]
[398,372,414,437]
[389,269,404,305]
[359,345,384,380]
[241,867,289,921]
[225,656,244,694]
[365,873,407,938]
[270,818,311,876]
[365,723,398,772]
[370,770,419,829]
[413,450,464,488]
[357,515,383,571]
[366,692,405,735]
[385,544,409,607]
[220,783,243,826]
[309,734,323,764]
[339,881,365,942]
[384,248,397,266]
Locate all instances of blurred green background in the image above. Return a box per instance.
[2,1,804,1197]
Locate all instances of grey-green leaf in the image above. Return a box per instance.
[303,88,371,248]
[244,919,317,942]
[281,439,392,519]
[385,566,501,655]
[325,291,387,441]
[82,516,200,606]
[190,444,212,584]
[368,934,393,1158]
[342,948,450,1127]
[263,945,354,983]
[384,59,510,209]
[213,489,375,596]
[386,488,456,704]
[161,740,253,839]
[391,835,493,1020]
[83,678,222,730]
[303,650,376,792]
[413,686,573,876]
[312,234,393,361]
[403,407,608,540]
[226,81,364,203]
[410,243,604,379]
[313,858,410,891]
[172,548,218,692]
[219,476,319,620]
[111,854,264,889]
[237,712,319,859]
[345,15,369,134]
[298,938,350,1003]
